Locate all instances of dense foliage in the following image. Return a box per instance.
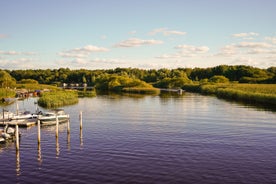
[0,88,16,99]
[1,65,275,106]
[0,70,16,88]
[5,65,275,86]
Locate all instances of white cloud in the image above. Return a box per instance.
[0,58,36,69]
[149,28,186,36]
[230,57,275,68]
[265,37,276,44]
[59,45,109,58]
[58,52,87,58]
[0,50,36,56]
[157,44,209,59]
[156,54,181,59]
[247,48,269,54]
[57,57,129,69]
[232,32,259,38]
[70,45,109,53]
[175,45,210,53]
[216,45,236,57]
[114,38,163,47]
[236,42,272,48]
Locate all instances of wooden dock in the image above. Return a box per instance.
[1,120,37,128]
[159,88,184,94]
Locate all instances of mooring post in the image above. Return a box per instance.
[67,119,70,134]
[2,109,5,125]
[79,111,83,130]
[16,124,19,151]
[16,149,20,176]
[37,119,41,144]
[55,115,59,138]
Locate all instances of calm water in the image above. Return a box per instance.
[0,93,276,184]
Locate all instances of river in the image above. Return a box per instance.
[0,92,275,184]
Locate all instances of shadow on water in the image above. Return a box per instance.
[216,96,276,112]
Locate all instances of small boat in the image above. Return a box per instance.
[11,111,37,121]
[38,109,69,126]
[0,110,14,121]
[0,124,18,144]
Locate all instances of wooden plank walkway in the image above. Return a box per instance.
[0,120,37,128]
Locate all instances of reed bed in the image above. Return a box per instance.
[38,90,78,108]
[16,83,58,90]
[122,87,160,94]
[78,90,97,97]
[183,83,276,105]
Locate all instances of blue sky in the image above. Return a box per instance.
[0,0,275,69]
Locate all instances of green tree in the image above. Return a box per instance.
[209,75,229,83]
[0,70,16,88]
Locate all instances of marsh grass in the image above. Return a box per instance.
[16,83,58,90]
[78,90,97,97]
[38,90,78,108]
[122,87,160,94]
[183,83,276,105]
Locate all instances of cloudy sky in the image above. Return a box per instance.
[0,0,275,70]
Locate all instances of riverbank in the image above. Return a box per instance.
[182,83,276,105]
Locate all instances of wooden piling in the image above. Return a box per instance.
[37,119,41,144]
[16,149,20,176]
[67,119,70,134]
[55,115,59,138]
[16,124,19,151]
[79,111,83,130]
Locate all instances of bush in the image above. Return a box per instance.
[209,75,229,83]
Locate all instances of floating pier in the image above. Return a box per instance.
[2,120,37,127]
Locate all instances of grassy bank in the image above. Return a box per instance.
[122,87,160,94]
[78,90,97,97]
[183,83,276,105]
[16,83,59,90]
[38,90,78,108]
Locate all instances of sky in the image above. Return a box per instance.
[0,0,276,70]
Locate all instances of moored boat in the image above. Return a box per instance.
[11,111,37,121]
[0,124,18,144]
[0,110,14,122]
[38,109,69,126]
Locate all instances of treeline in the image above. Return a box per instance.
[1,65,276,88]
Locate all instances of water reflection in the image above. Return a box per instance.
[80,128,83,147]
[16,149,20,176]
[56,137,60,158]
[67,132,71,151]
[37,143,42,165]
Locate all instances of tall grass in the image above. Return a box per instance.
[183,83,276,105]
[16,83,58,90]
[78,90,97,97]
[122,87,160,94]
[38,90,78,108]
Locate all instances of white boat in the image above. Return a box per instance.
[38,109,69,126]
[11,111,37,121]
[0,124,17,143]
[0,110,14,121]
